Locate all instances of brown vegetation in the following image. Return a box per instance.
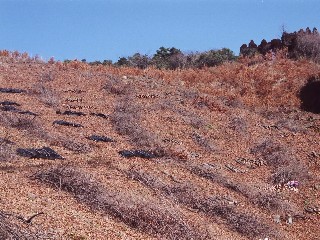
[0,49,319,239]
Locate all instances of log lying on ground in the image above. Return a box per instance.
[0,88,26,94]
[56,110,86,116]
[0,101,21,106]
[86,135,114,142]
[0,105,19,112]
[16,147,63,160]
[90,112,109,119]
[53,120,83,128]
[119,150,162,159]
[0,104,38,116]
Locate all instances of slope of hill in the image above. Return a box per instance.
[0,54,319,239]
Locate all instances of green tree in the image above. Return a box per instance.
[115,57,131,67]
[196,48,236,68]
[128,53,151,69]
[152,47,185,69]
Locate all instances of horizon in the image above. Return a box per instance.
[0,0,319,62]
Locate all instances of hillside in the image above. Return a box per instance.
[0,54,319,240]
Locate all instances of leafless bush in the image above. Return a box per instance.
[0,112,50,141]
[29,82,60,107]
[229,116,247,133]
[271,163,309,185]
[295,33,320,63]
[110,96,162,149]
[250,140,289,166]
[33,166,203,239]
[0,112,35,130]
[251,140,310,184]
[40,71,55,82]
[104,75,130,95]
[0,140,15,161]
[191,132,216,152]
[226,212,275,239]
[0,212,28,240]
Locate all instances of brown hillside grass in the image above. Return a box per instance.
[0,51,319,239]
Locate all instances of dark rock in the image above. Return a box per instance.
[86,135,114,142]
[53,120,83,127]
[18,110,38,116]
[0,101,21,106]
[16,147,63,159]
[0,88,25,93]
[0,104,38,116]
[56,110,86,116]
[90,112,109,119]
[300,77,320,114]
[119,150,159,159]
[0,105,18,112]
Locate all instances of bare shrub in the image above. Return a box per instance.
[0,112,50,141]
[33,166,203,239]
[0,212,28,240]
[251,140,310,184]
[250,140,289,166]
[229,116,247,133]
[271,163,309,185]
[104,75,130,95]
[0,139,15,161]
[40,71,55,82]
[226,212,274,239]
[295,33,320,63]
[29,82,60,107]
[0,113,35,130]
[110,96,162,149]
[191,132,216,152]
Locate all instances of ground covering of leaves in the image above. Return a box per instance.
[0,53,319,239]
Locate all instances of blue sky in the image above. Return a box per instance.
[0,0,319,62]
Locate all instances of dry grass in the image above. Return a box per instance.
[0,52,319,239]
[33,166,205,239]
